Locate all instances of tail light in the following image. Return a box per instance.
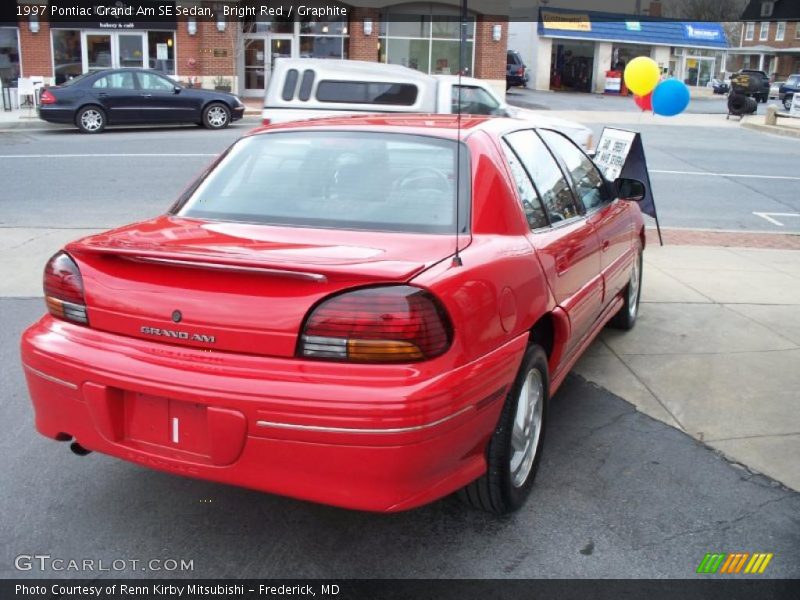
[40,89,57,105]
[43,252,88,325]
[517,67,525,76]
[299,286,452,363]
[261,118,271,126]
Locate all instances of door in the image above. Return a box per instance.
[243,38,266,96]
[268,36,293,88]
[538,129,634,306]
[504,129,603,352]
[136,71,199,123]
[116,33,146,69]
[89,71,141,124]
[83,33,113,72]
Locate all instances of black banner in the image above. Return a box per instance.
[3,580,800,600]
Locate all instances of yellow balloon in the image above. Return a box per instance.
[624,56,660,96]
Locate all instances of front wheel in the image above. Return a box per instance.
[458,344,549,515]
[785,96,793,111]
[609,244,643,330]
[203,103,231,129]
[76,106,106,134]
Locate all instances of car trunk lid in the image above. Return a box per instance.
[66,216,457,357]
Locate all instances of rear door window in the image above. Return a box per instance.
[93,72,136,89]
[505,130,581,223]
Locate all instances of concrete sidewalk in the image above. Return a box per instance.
[575,243,800,492]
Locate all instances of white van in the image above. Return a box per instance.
[262,59,594,151]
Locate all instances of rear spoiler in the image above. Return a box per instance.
[67,243,429,283]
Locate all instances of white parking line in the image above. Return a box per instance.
[0,153,216,158]
[753,212,800,227]
[651,169,800,181]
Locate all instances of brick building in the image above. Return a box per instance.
[1,1,508,97]
[727,0,800,79]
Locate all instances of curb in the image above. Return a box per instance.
[741,120,800,139]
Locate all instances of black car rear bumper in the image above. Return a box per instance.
[37,106,76,124]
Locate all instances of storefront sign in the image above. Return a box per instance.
[541,11,591,32]
[625,22,642,31]
[684,25,721,41]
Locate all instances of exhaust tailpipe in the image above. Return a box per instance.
[70,442,92,456]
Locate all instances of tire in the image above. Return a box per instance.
[458,344,549,515]
[76,105,106,134]
[609,243,643,330]
[203,103,231,130]
[785,96,793,111]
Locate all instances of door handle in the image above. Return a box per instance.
[141,93,152,98]
[602,240,610,251]
[555,255,569,274]
[97,92,108,97]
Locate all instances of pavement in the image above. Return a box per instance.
[575,242,800,492]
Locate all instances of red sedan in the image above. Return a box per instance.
[21,115,645,514]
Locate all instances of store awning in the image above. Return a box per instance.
[537,8,728,50]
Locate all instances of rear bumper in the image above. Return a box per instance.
[37,106,75,124]
[21,315,526,512]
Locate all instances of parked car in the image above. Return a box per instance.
[506,49,529,90]
[262,59,594,151]
[769,80,784,100]
[730,69,770,103]
[38,68,245,133]
[20,115,646,514]
[708,78,729,95]
[779,74,800,110]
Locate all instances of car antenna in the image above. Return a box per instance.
[452,0,468,268]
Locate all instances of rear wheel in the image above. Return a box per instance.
[203,103,230,129]
[609,243,643,330]
[76,106,106,134]
[785,96,793,110]
[458,344,549,515]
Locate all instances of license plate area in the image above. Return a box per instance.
[124,392,209,458]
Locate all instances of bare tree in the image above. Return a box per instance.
[661,0,748,21]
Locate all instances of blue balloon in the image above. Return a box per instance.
[652,79,690,117]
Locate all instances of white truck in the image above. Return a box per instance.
[261,59,594,151]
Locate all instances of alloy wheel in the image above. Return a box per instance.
[207,106,228,128]
[81,110,103,132]
[509,368,544,488]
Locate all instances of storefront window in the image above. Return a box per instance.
[380,9,475,74]
[0,27,21,84]
[299,15,348,59]
[148,31,175,75]
[52,30,82,84]
[243,15,294,34]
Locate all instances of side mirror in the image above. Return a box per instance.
[173,85,182,94]
[615,178,646,203]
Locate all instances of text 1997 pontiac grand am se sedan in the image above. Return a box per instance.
[21,115,645,514]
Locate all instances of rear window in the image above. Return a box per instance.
[176,132,470,234]
[315,81,418,106]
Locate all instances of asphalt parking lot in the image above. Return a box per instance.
[2,300,799,579]
[1,123,799,579]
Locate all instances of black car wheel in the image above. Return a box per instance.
[76,106,106,134]
[785,96,793,111]
[458,344,549,515]
[203,103,230,130]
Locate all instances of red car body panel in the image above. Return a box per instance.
[20,115,645,511]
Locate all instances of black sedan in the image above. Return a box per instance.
[38,69,246,133]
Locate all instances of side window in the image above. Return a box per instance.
[298,69,315,101]
[315,81,418,105]
[282,69,299,101]
[505,130,581,223]
[501,141,548,230]
[538,129,607,211]
[452,85,501,115]
[138,72,175,91]
[93,72,136,90]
